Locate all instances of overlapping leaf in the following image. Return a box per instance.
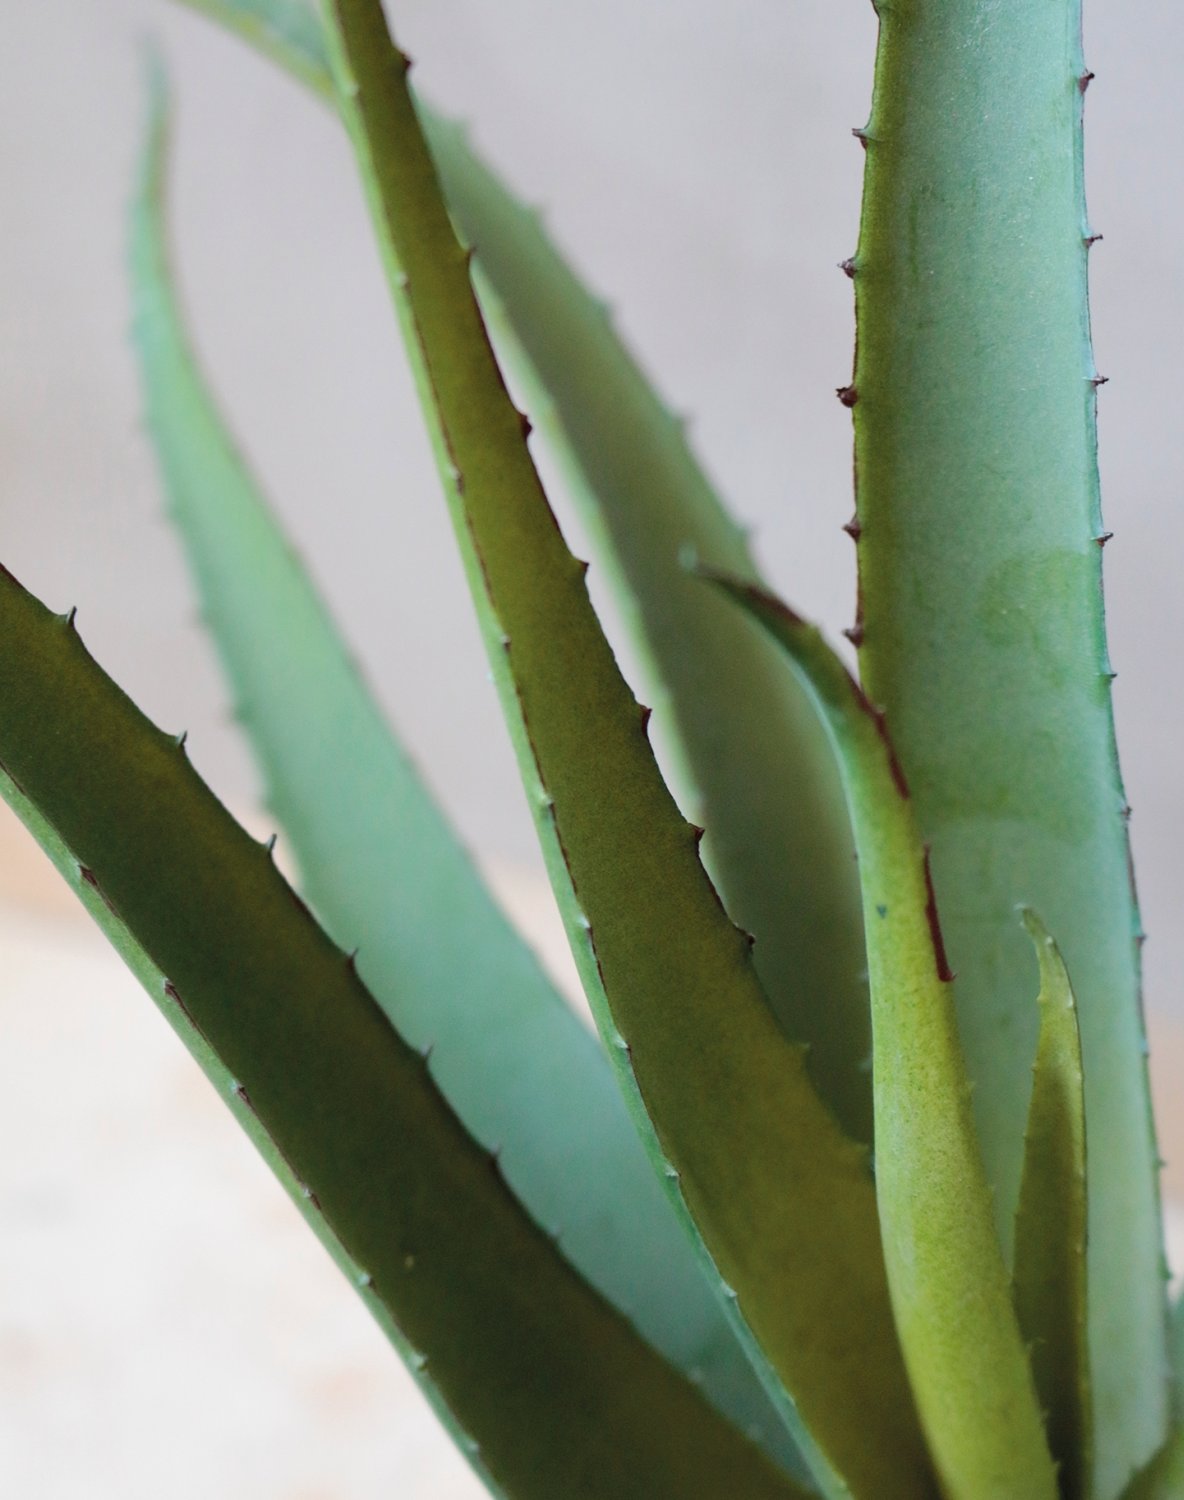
[1012,909,1091,1498]
[313,2,935,1495]
[1122,1301,1184,1497]
[1122,1431,1184,1500]
[709,575,1056,1500]
[852,2,1167,1484]
[128,63,801,1473]
[170,0,873,1146]
[0,561,807,1500]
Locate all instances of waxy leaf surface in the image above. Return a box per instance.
[128,62,798,1469]
[852,3,1167,1484]
[316,1,933,1495]
[173,0,874,1145]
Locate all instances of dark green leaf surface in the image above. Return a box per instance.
[316,2,934,1496]
[429,129,871,1145]
[173,0,873,1146]
[1012,910,1091,1500]
[0,561,808,1500]
[851,4,1168,1487]
[711,576,1056,1500]
[129,63,801,1474]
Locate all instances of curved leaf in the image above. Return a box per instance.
[128,61,804,1476]
[428,128,871,1145]
[314,4,935,1497]
[1013,909,1091,1499]
[170,0,873,1146]
[0,560,808,1500]
[708,575,1056,1500]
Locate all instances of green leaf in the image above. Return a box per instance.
[427,126,871,1145]
[170,0,874,1146]
[1121,1432,1184,1500]
[851,3,1167,1486]
[315,2,934,1496]
[707,574,1057,1500]
[1012,909,1091,1499]
[0,560,810,1500]
[128,60,805,1478]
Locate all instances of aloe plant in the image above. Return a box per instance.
[3,0,1179,1496]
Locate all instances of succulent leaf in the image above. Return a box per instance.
[0,561,812,1500]
[314,1,934,1495]
[171,0,874,1145]
[128,61,805,1477]
[1120,1432,1184,1500]
[707,574,1057,1500]
[851,1,1168,1484]
[1012,909,1092,1499]
[429,131,871,1146]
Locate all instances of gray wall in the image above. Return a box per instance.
[2,0,1182,1006]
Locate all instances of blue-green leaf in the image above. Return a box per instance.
[851,4,1167,1484]
[314,1,934,1494]
[170,0,873,1146]
[128,62,803,1477]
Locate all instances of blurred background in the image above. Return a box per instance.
[1,1,1182,1494]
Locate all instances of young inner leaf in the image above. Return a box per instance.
[1013,909,1092,1500]
[707,572,1057,1500]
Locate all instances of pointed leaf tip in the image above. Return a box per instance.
[1013,909,1091,1500]
[709,570,1057,1500]
[317,3,932,1491]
